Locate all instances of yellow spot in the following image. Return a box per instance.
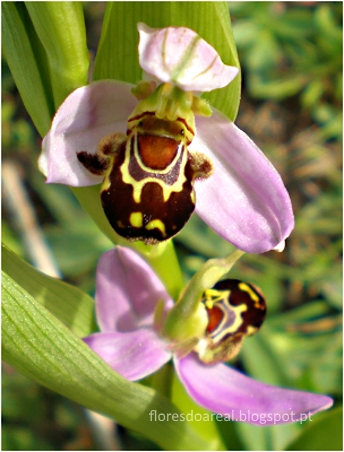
[203,289,224,309]
[203,289,231,306]
[204,289,220,298]
[246,325,258,336]
[130,212,143,228]
[101,174,111,191]
[205,300,214,309]
[101,153,117,192]
[145,219,167,237]
[238,282,260,303]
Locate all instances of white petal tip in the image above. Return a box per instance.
[274,241,286,252]
[37,152,48,178]
[137,22,152,34]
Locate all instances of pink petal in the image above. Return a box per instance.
[84,329,171,381]
[138,23,239,92]
[96,247,173,333]
[39,80,137,186]
[174,353,333,425]
[192,110,294,253]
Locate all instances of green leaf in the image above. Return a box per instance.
[2,2,54,136]
[241,325,294,387]
[235,420,300,451]
[2,244,95,337]
[248,73,306,100]
[93,2,241,121]
[25,1,90,109]
[286,407,342,451]
[215,417,244,451]
[2,271,212,450]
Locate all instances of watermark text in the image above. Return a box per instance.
[149,409,312,425]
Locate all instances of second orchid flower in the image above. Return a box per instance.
[83,246,333,425]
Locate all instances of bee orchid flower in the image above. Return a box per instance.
[83,246,333,425]
[39,23,294,253]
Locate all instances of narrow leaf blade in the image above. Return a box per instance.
[2,244,95,337]
[2,272,210,450]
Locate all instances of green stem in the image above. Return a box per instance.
[150,362,174,399]
[133,241,184,301]
[171,372,226,450]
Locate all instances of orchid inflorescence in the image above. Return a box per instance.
[39,22,332,425]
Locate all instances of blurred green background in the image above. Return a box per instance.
[2,2,342,450]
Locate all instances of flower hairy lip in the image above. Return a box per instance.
[39,80,293,253]
[83,246,333,425]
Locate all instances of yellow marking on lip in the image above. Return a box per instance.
[130,212,143,228]
[211,303,247,343]
[145,219,167,237]
[246,325,258,336]
[101,154,117,192]
[238,282,260,303]
[204,289,219,298]
[121,134,188,203]
[203,289,231,307]
[205,300,214,309]
[101,173,111,192]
